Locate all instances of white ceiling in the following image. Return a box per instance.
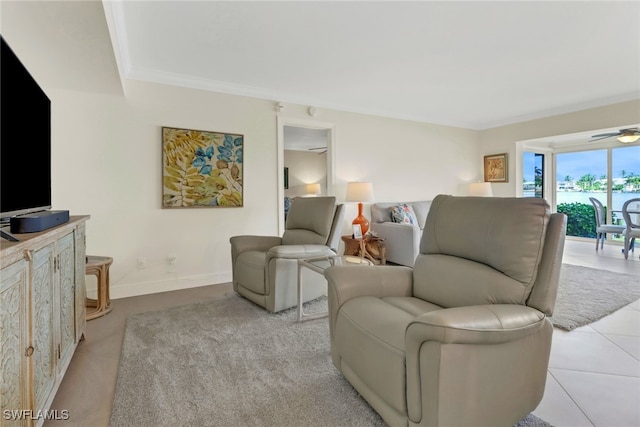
[107,1,640,130]
[2,1,638,135]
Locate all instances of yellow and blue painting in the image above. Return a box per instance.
[162,127,243,207]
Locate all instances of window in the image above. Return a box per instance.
[612,145,640,213]
[523,152,544,198]
[554,147,639,239]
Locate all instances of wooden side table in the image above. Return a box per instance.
[341,235,386,265]
[85,255,113,320]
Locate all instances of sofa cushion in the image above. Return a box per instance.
[390,204,418,226]
[371,201,432,230]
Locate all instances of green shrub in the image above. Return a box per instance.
[556,202,596,238]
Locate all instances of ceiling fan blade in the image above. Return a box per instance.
[591,132,619,138]
[589,135,615,142]
[309,147,327,151]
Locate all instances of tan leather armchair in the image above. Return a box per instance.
[325,195,567,427]
[230,196,345,313]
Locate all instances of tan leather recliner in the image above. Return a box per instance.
[230,196,345,313]
[325,195,567,427]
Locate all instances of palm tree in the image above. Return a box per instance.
[626,175,640,191]
[578,173,597,191]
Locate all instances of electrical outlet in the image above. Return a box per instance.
[137,257,147,269]
[168,254,177,265]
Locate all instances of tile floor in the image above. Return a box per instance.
[532,239,640,427]
[45,239,639,427]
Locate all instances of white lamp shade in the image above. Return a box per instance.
[305,183,321,195]
[469,182,493,197]
[346,182,374,202]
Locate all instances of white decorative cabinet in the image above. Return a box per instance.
[1,216,88,427]
[0,258,29,427]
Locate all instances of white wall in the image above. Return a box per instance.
[44,80,480,298]
[478,100,640,197]
[50,81,280,297]
[276,104,481,237]
[284,150,327,197]
[30,77,640,300]
[5,3,638,299]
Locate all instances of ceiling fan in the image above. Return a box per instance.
[590,128,640,143]
[309,146,327,154]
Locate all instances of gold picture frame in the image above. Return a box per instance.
[484,153,508,183]
[162,126,243,208]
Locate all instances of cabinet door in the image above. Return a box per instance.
[56,233,76,370]
[31,245,56,415]
[0,259,30,427]
[73,224,86,342]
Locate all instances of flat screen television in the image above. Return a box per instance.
[1,35,52,223]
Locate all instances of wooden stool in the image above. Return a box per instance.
[85,255,113,320]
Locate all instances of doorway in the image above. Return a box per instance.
[276,116,335,234]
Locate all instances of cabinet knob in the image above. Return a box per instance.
[25,345,34,357]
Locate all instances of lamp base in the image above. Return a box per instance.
[352,216,369,235]
[352,202,370,235]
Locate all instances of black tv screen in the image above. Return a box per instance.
[1,35,52,221]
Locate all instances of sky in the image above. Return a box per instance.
[522,146,640,182]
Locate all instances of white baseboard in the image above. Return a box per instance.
[109,272,232,299]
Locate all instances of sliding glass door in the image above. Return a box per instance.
[612,145,640,214]
[520,126,640,243]
[555,150,607,238]
[552,146,639,239]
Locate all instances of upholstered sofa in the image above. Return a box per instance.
[326,195,567,427]
[370,200,432,266]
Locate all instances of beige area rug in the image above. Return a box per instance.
[110,293,549,427]
[549,264,640,331]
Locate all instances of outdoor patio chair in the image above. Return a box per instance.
[621,198,640,260]
[589,197,625,251]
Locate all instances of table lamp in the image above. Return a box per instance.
[305,183,321,196]
[469,182,493,197]
[346,182,374,235]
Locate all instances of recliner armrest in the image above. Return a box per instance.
[406,304,546,346]
[404,304,549,423]
[229,235,282,263]
[266,244,335,261]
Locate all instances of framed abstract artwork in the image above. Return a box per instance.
[162,126,243,207]
[484,153,508,183]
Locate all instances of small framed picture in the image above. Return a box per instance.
[484,153,508,183]
[352,224,363,239]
